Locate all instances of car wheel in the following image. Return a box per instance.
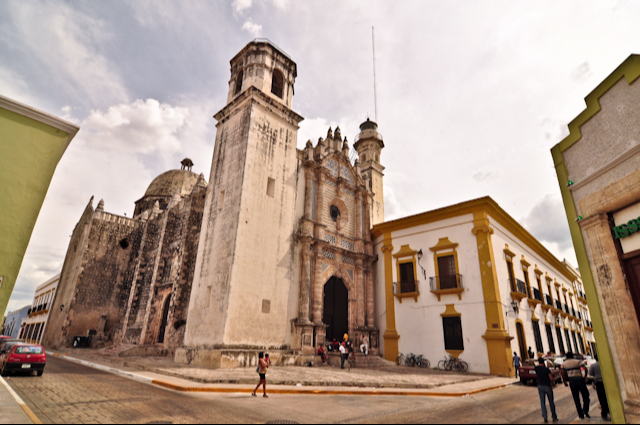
[520,378,527,385]
[37,370,43,377]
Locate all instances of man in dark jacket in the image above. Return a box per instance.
[535,358,559,423]
[563,352,590,419]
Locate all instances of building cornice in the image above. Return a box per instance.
[371,197,576,282]
[0,95,80,154]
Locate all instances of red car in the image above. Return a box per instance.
[518,358,563,385]
[0,343,46,376]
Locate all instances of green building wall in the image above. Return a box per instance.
[0,96,79,320]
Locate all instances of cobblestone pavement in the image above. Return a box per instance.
[5,356,606,424]
[54,349,488,389]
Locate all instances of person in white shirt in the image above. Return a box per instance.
[360,335,369,356]
[339,342,347,369]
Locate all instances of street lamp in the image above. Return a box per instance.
[417,249,427,280]
[511,300,519,315]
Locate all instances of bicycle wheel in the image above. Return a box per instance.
[420,359,430,369]
[438,360,447,370]
[406,357,416,367]
[459,361,468,373]
[452,361,463,373]
[396,355,403,366]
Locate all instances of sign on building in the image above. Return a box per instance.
[613,203,640,254]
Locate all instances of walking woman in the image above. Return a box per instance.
[252,352,269,398]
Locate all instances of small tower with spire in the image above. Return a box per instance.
[354,118,385,225]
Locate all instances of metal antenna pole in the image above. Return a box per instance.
[372,26,378,123]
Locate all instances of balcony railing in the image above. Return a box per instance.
[394,281,417,295]
[510,278,528,295]
[571,308,577,317]
[532,288,543,302]
[564,304,570,314]
[555,301,562,310]
[430,275,463,291]
[546,295,553,306]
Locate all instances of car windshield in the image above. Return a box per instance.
[523,360,537,366]
[14,346,43,355]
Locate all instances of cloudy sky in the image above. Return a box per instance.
[2,0,638,312]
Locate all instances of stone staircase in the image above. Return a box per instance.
[323,352,395,368]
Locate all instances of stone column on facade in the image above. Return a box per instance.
[299,243,313,324]
[381,234,399,362]
[311,249,324,325]
[472,209,514,378]
[365,265,375,329]
[304,171,314,220]
[355,191,363,242]
[581,213,640,409]
[355,260,365,329]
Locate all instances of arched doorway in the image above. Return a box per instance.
[323,277,349,343]
[158,296,171,344]
[516,321,527,360]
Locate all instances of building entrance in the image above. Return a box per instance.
[623,255,640,328]
[158,297,171,344]
[323,277,349,343]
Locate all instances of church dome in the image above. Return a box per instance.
[143,169,200,199]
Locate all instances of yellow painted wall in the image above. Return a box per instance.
[0,106,74,319]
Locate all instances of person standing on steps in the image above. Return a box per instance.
[339,342,347,369]
[535,358,559,423]
[360,334,369,356]
[252,352,269,398]
[528,346,535,360]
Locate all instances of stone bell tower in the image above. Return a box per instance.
[354,118,385,225]
[182,40,304,357]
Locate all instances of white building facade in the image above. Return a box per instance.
[373,197,594,377]
[21,274,59,344]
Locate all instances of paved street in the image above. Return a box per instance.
[5,356,604,424]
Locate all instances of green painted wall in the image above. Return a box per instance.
[0,107,71,320]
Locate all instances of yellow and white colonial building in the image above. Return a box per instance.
[373,197,594,377]
[20,274,59,345]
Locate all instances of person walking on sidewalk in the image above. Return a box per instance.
[589,360,610,419]
[562,352,590,419]
[535,358,559,423]
[513,352,522,378]
[252,352,270,398]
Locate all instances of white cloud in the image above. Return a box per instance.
[82,99,188,156]
[233,0,253,14]
[242,19,262,38]
[6,1,128,106]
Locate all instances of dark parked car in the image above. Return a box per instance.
[0,343,47,376]
[518,358,563,385]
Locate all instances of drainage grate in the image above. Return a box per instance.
[266,421,300,425]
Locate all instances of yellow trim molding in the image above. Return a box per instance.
[394,245,420,303]
[432,246,463,301]
[521,255,531,268]
[430,237,459,252]
[504,244,516,258]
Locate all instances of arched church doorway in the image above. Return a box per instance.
[323,277,349,343]
[158,296,171,344]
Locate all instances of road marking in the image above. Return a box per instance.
[0,375,42,424]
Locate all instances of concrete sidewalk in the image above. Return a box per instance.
[48,347,497,390]
[48,350,516,397]
[0,376,40,424]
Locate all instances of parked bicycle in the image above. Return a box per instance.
[438,354,468,373]
[396,353,431,368]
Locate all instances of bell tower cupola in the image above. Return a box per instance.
[354,118,385,225]
[227,38,297,109]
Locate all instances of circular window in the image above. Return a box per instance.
[330,205,341,222]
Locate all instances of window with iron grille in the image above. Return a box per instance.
[438,255,457,289]
[443,317,464,351]
[399,262,416,293]
[546,324,556,354]
[532,321,544,354]
[556,327,566,354]
[565,329,573,354]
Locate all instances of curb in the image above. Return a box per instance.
[0,375,42,424]
[47,351,515,398]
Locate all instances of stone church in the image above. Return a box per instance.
[178,40,385,367]
[42,160,207,351]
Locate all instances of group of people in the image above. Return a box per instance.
[513,350,610,423]
[316,333,370,368]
